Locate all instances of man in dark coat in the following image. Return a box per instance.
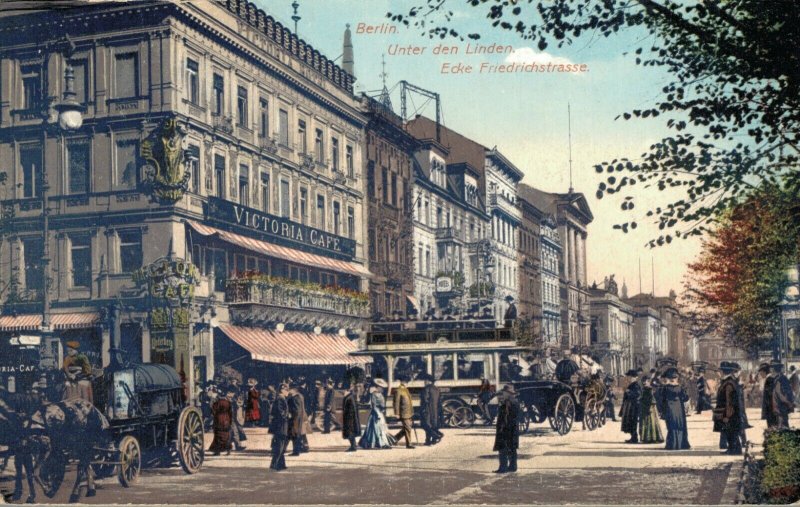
[323,379,337,433]
[494,384,520,473]
[420,375,444,445]
[771,360,795,429]
[713,362,743,455]
[269,383,290,471]
[760,362,777,428]
[658,368,690,450]
[342,383,362,451]
[503,296,518,328]
[620,369,642,443]
[695,370,712,414]
[287,385,308,456]
[604,375,617,422]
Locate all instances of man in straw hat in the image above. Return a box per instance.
[494,384,520,473]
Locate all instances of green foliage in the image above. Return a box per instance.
[761,430,800,503]
[468,281,495,298]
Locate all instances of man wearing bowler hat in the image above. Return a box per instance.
[714,362,743,455]
[494,384,520,473]
[620,369,642,443]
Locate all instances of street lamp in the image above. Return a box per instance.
[40,37,84,347]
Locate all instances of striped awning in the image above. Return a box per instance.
[218,323,371,366]
[0,312,101,332]
[187,221,370,278]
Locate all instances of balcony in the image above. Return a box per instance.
[435,227,464,243]
[366,326,514,347]
[489,192,522,221]
[212,115,234,135]
[225,275,370,319]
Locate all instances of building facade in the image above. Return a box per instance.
[588,279,635,376]
[0,0,371,395]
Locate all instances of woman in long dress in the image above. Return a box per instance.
[639,378,664,443]
[658,369,691,450]
[359,379,395,449]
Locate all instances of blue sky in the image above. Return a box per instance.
[255,0,702,297]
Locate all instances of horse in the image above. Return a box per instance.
[0,389,39,503]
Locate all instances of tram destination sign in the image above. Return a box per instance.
[206,197,356,259]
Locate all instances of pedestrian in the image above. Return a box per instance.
[620,369,642,443]
[323,378,337,433]
[477,377,494,425]
[658,368,690,450]
[311,379,324,428]
[713,362,743,455]
[342,382,362,451]
[209,389,233,456]
[503,295,517,328]
[260,385,274,428]
[695,369,712,414]
[359,378,394,449]
[493,384,519,474]
[736,365,752,449]
[392,376,415,449]
[789,366,800,405]
[269,383,290,471]
[770,360,795,429]
[245,378,261,426]
[604,376,617,422]
[639,377,664,444]
[227,390,247,451]
[420,375,444,446]
[288,384,309,456]
[63,341,94,403]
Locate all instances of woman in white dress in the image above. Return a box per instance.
[359,379,395,449]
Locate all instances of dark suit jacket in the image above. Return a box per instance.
[420,384,441,430]
[341,392,361,439]
[269,394,289,437]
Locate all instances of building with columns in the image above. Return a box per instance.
[588,278,635,376]
[0,0,372,395]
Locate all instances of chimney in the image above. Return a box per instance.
[343,24,354,77]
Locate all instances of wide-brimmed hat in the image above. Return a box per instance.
[247,378,258,387]
[66,341,80,350]
[502,384,516,394]
[771,359,784,371]
[373,378,388,389]
[278,383,289,391]
[504,295,515,302]
[662,367,679,380]
[625,369,639,378]
[758,362,771,374]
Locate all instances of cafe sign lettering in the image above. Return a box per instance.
[207,197,356,259]
[133,257,199,304]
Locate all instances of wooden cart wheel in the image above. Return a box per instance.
[441,398,465,428]
[584,398,598,431]
[177,406,205,474]
[452,406,475,428]
[518,405,531,434]
[552,393,575,435]
[36,450,66,498]
[117,435,141,487]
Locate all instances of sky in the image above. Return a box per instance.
[255,0,703,298]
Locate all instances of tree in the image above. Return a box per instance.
[682,186,798,351]
[388,1,800,244]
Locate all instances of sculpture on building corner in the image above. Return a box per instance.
[141,116,192,203]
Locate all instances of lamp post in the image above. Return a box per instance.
[40,37,84,351]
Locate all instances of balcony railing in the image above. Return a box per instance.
[435,227,464,242]
[225,276,370,318]
[489,192,521,218]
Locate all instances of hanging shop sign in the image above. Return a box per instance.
[435,276,453,293]
[206,197,356,259]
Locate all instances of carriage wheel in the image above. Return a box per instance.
[452,406,475,428]
[441,399,465,428]
[598,403,607,427]
[36,451,66,498]
[552,394,575,435]
[518,405,531,434]
[584,398,598,431]
[117,435,141,487]
[177,407,205,474]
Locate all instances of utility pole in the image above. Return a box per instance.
[568,103,573,194]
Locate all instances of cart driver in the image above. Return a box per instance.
[63,340,94,403]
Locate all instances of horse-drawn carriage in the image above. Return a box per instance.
[23,362,204,502]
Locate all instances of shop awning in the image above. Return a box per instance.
[0,312,101,332]
[218,323,372,366]
[187,221,371,278]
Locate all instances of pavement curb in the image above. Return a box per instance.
[719,460,745,504]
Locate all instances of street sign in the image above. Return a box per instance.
[436,276,453,293]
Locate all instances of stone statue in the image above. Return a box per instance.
[141,116,191,203]
[607,275,618,296]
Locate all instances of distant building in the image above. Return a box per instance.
[624,294,670,369]
[588,279,635,376]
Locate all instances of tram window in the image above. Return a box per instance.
[393,355,426,381]
[457,352,487,380]
[433,354,454,381]
[372,356,389,382]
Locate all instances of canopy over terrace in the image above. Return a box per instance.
[0,312,101,332]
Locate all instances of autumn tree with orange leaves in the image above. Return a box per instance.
[683,187,799,352]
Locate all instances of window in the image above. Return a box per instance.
[316,195,325,229]
[260,172,270,212]
[114,53,138,99]
[433,353,454,381]
[214,154,225,199]
[119,230,143,273]
[280,179,290,217]
[19,144,42,198]
[187,145,200,192]
[237,86,248,127]
[22,238,43,292]
[314,128,324,163]
[239,165,249,206]
[417,247,422,274]
[367,163,375,198]
[331,137,340,172]
[259,99,269,138]
[67,141,90,194]
[299,187,308,223]
[425,249,431,277]
[382,167,388,202]
[70,60,87,105]
[21,66,40,110]
[333,201,341,235]
[186,58,199,104]
[213,73,224,115]
[297,120,307,154]
[278,109,289,145]
[346,145,354,178]
[115,139,138,188]
[391,173,397,206]
[347,206,355,239]
[70,235,91,288]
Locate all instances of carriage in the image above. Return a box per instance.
[552,358,608,431]
[34,363,205,497]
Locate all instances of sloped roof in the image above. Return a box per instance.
[406,115,486,172]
